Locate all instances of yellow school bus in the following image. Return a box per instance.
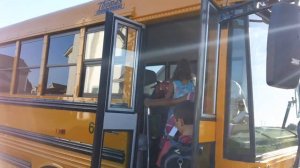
[0,0,299,167]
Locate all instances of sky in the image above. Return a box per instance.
[0,0,92,28]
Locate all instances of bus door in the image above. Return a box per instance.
[91,12,144,168]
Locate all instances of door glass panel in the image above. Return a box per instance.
[225,17,251,161]
[109,22,138,110]
[204,4,219,115]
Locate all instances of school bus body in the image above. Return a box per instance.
[0,0,298,168]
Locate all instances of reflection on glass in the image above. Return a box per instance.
[0,70,12,93]
[109,24,138,109]
[47,32,79,65]
[225,17,251,161]
[249,15,298,155]
[85,28,104,60]
[46,31,79,96]
[83,66,101,96]
[0,43,16,69]
[19,38,43,67]
[15,38,43,94]
[16,68,40,94]
[46,66,76,95]
[0,43,16,93]
[204,5,219,115]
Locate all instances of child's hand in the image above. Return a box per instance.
[186,92,195,101]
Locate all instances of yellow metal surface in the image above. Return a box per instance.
[0,103,94,144]
[0,159,19,168]
[0,0,297,167]
[0,103,131,167]
[199,121,216,143]
[0,133,128,168]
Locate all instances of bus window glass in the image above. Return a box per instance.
[45,31,80,95]
[84,27,104,59]
[0,43,16,93]
[109,23,138,110]
[82,27,104,97]
[249,15,298,155]
[17,38,43,94]
[225,17,251,161]
[203,4,219,115]
[0,44,16,69]
[146,65,165,82]
[83,65,101,96]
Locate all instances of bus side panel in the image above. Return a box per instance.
[0,103,95,144]
[0,103,131,168]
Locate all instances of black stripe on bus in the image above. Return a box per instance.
[0,152,31,168]
[0,126,125,164]
[0,97,97,112]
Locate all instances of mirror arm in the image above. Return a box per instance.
[282,98,297,129]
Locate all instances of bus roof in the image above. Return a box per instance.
[0,0,244,44]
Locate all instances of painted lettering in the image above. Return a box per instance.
[97,0,124,15]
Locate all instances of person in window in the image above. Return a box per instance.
[144,59,195,167]
[144,59,195,108]
[229,80,249,135]
[230,80,249,124]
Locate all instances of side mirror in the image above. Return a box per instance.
[267,2,300,89]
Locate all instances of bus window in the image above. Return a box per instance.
[82,26,104,97]
[45,31,80,95]
[109,23,138,110]
[225,17,251,161]
[0,43,16,93]
[16,38,43,94]
[146,65,166,82]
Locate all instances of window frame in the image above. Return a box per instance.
[16,37,43,95]
[44,30,80,96]
[107,20,141,112]
[80,25,105,97]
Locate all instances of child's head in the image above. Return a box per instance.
[172,59,192,81]
[174,101,194,132]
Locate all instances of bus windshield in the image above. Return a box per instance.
[249,15,298,155]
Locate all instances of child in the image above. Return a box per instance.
[173,101,194,143]
[156,101,194,167]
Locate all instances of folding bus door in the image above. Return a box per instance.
[91,12,144,168]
